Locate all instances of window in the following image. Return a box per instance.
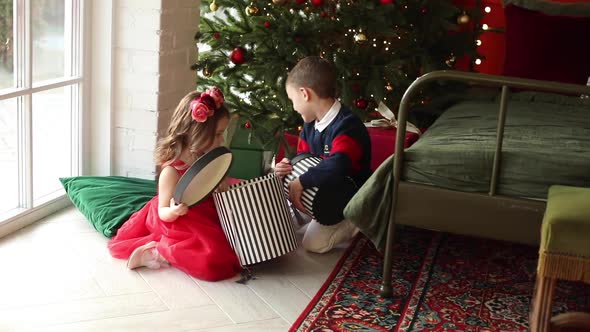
[0,0,82,221]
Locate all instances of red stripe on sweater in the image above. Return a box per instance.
[331,135,362,172]
[297,138,310,154]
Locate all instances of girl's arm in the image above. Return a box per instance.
[157,166,188,222]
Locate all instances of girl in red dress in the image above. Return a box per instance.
[108,87,241,281]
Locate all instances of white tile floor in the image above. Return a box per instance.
[0,206,346,332]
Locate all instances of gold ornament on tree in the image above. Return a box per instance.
[385,83,394,92]
[202,67,213,77]
[209,0,219,11]
[354,32,367,45]
[245,3,260,16]
[272,0,287,5]
[457,11,470,25]
[445,55,457,68]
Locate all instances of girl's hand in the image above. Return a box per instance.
[274,158,293,177]
[169,198,188,217]
[215,178,230,193]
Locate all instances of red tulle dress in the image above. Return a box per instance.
[108,160,241,281]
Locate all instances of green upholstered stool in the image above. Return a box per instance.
[530,185,590,332]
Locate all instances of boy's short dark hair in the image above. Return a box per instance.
[287,56,338,98]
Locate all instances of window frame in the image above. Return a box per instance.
[0,0,85,235]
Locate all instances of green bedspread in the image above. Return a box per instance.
[345,91,590,252]
[405,92,590,198]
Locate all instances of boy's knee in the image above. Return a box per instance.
[302,231,333,254]
[301,219,359,254]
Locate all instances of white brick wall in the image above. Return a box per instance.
[112,0,201,178]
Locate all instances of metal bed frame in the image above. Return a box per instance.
[379,70,590,297]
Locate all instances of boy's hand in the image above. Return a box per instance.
[169,198,188,217]
[274,158,293,177]
[288,178,307,213]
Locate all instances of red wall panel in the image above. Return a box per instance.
[454,0,590,75]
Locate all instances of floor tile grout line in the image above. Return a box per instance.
[245,274,295,325]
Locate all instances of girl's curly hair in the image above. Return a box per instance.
[154,90,229,166]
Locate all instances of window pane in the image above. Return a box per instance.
[0,97,19,213]
[0,0,14,90]
[32,87,71,201]
[32,0,65,83]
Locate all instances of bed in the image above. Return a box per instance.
[344,0,590,297]
[344,70,590,297]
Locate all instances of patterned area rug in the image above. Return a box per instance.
[290,227,590,331]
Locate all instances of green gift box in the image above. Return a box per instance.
[226,118,273,180]
[228,149,273,180]
[228,122,264,150]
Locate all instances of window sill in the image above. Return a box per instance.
[0,195,72,239]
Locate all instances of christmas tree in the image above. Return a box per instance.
[0,0,14,77]
[193,0,481,153]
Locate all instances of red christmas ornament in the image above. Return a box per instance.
[295,0,306,4]
[244,121,252,129]
[380,0,394,4]
[263,21,271,28]
[230,47,247,65]
[421,8,427,14]
[355,98,369,109]
[320,11,328,17]
[213,32,220,39]
[294,36,302,43]
[311,0,323,6]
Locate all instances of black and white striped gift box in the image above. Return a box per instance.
[283,153,359,226]
[213,174,298,266]
[283,154,322,218]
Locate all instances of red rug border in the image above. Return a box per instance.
[289,234,363,332]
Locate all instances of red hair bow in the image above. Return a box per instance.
[189,87,225,123]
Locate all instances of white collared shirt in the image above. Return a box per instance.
[314,100,341,133]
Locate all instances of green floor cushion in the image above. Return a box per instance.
[60,176,157,238]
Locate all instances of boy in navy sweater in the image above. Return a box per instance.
[275,56,372,253]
